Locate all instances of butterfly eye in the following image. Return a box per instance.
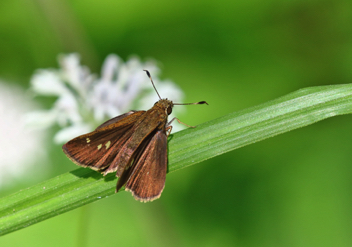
[167,106,172,115]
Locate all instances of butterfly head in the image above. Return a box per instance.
[155,99,173,115]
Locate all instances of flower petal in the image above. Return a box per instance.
[31,70,68,96]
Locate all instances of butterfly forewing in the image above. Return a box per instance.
[62,111,145,171]
[125,130,168,202]
[95,111,137,130]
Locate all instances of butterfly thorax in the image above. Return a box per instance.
[143,99,172,131]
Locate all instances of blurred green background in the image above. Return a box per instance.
[1,0,352,246]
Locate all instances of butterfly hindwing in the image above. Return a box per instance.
[114,131,154,192]
[125,130,168,202]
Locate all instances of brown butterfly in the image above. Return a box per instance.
[62,70,207,202]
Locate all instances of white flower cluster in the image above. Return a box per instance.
[26,54,184,143]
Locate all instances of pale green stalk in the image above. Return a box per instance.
[1,84,352,235]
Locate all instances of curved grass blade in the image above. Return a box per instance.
[1,84,352,235]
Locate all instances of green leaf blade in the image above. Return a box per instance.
[1,84,352,235]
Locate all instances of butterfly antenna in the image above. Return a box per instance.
[174,101,208,105]
[143,70,161,100]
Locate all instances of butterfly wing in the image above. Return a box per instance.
[103,106,167,176]
[125,130,168,202]
[62,111,145,171]
[114,131,154,192]
[95,111,137,130]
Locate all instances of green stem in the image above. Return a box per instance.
[1,84,352,236]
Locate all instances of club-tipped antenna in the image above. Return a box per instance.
[143,70,161,100]
[144,70,208,106]
[174,101,208,105]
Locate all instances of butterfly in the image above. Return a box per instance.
[63,70,207,202]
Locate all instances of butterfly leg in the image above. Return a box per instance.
[167,117,196,129]
[165,125,173,137]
